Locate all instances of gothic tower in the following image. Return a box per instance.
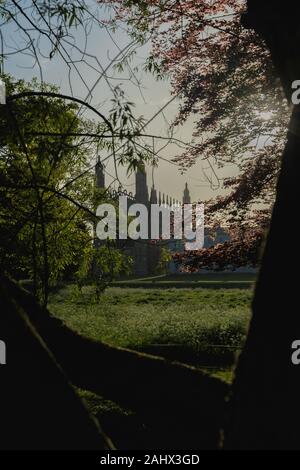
[150,184,158,204]
[183,182,191,204]
[95,157,105,190]
[93,158,105,253]
[133,166,149,276]
[135,165,149,205]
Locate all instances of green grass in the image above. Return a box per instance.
[49,284,252,444]
[49,285,252,360]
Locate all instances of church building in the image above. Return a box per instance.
[95,159,190,276]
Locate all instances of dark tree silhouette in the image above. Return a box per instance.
[226,0,300,450]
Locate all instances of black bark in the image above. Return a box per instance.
[226,0,300,449]
[0,276,113,450]
[1,275,228,449]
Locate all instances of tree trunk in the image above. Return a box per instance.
[1,275,228,449]
[0,276,113,450]
[226,0,300,449]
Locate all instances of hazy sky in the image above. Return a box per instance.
[1,0,235,202]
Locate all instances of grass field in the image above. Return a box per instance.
[48,281,254,447]
[49,284,253,371]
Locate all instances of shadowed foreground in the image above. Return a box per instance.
[0,275,228,450]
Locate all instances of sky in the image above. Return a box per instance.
[0,0,235,203]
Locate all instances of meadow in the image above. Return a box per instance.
[48,281,254,448]
[49,283,253,376]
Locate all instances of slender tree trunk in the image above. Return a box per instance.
[226,1,300,449]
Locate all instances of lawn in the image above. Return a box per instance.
[49,285,253,371]
[48,283,253,448]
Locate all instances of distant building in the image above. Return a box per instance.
[204,226,230,249]
[95,159,190,276]
[183,182,191,204]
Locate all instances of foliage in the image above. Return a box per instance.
[98,0,291,268]
[0,74,150,304]
[75,243,133,300]
[0,75,100,303]
[155,247,173,274]
[176,209,269,271]
[109,86,158,173]
[0,1,88,63]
